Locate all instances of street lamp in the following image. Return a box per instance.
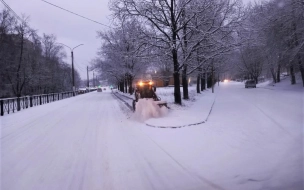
[58,43,84,95]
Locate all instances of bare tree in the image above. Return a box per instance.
[3,17,35,99]
[243,0,304,86]
[95,20,148,94]
[0,9,17,97]
[0,9,82,98]
[110,0,200,104]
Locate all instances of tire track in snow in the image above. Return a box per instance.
[111,92,133,111]
[117,123,201,189]
[1,107,73,189]
[252,104,294,138]
[2,92,118,190]
[139,129,225,190]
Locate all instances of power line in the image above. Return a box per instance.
[40,0,111,28]
[0,0,22,21]
[74,61,86,72]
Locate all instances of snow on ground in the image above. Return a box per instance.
[145,90,215,127]
[1,79,303,190]
[154,86,199,109]
[258,74,304,91]
[141,79,304,190]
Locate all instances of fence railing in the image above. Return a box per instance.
[0,89,96,116]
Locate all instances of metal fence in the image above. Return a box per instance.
[0,90,95,116]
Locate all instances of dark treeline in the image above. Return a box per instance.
[0,9,81,98]
[236,0,304,85]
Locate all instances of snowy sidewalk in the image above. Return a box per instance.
[145,91,216,128]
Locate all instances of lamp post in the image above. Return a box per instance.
[58,43,84,95]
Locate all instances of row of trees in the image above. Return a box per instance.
[0,9,81,98]
[1,0,303,101]
[236,0,304,85]
[94,0,245,104]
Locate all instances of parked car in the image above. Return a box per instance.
[78,88,87,94]
[245,80,256,88]
[97,87,102,92]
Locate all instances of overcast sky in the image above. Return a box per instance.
[1,0,254,80]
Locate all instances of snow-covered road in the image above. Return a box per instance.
[1,83,303,190]
[1,91,217,190]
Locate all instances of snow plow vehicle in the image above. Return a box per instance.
[132,81,167,111]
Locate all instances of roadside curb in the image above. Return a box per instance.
[146,121,205,129]
[116,91,134,100]
[112,92,133,111]
[145,97,216,129]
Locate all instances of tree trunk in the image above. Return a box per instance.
[16,33,24,98]
[212,62,214,93]
[169,1,181,105]
[205,71,208,89]
[182,66,189,99]
[196,74,200,93]
[173,71,181,104]
[291,7,302,86]
[276,64,281,83]
[125,77,128,93]
[300,66,304,87]
[290,65,296,84]
[182,9,189,100]
[120,81,124,92]
[296,55,304,87]
[128,75,133,94]
[271,68,276,83]
[172,48,181,104]
[201,76,205,91]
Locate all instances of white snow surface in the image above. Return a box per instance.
[1,82,303,190]
[145,89,215,127]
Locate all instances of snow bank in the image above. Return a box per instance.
[132,99,168,122]
[146,92,216,127]
[156,86,197,109]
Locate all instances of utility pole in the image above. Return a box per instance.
[71,51,75,92]
[212,60,215,93]
[87,66,89,89]
[57,43,84,96]
[93,71,95,87]
[205,69,208,90]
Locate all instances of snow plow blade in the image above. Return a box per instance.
[155,101,168,109]
[133,99,168,111]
